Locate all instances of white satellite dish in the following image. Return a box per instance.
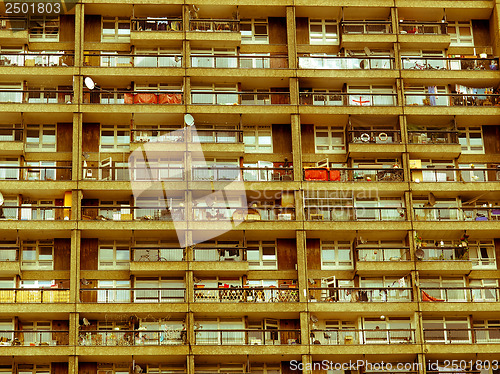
[184,114,195,126]
[364,46,372,56]
[0,191,4,206]
[84,77,96,90]
[83,318,90,326]
[415,248,425,259]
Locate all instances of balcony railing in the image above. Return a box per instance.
[413,207,500,221]
[84,52,182,68]
[310,329,415,345]
[420,287,500,302]
[423,328,500,344]
[132,247,185,262]
[84,90,183,105]
[402,57,499,71]
[304,207,406,221]
[298,55,394,70]
[191,54,287,69]
[131,127,185,143]
[341,20,393,34]
[81,206,185,221]
[192,166,293,182]
[411,168,500,182]
[82,165,185,181]
[303,167,403,182]
[194,286,299,303]
[407,130,459,144]
[398,21,447,35]
[0,89,73,104]
[0,288,69,303]
[0,17,27,31]
[404,93,500,107]
[0,247,18,261]
[194,329,301,345]
[191,91,290,105]
[0,52,74,67]
[0,125,23,141]
[348,129,401,144]
[79,329,186,346]
[1,206,69,220]
[300,92,397,106]
[79,288,186,303]
[193,206,295,221]
[193,247,246,262]
[308,287,413,302]
[0,330,69,346]
[416,246,470,261]
[356,247,411,261]
[0,165,72,181]
[189,19,239,32]
[132,17,183,32]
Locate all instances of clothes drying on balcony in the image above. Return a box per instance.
[421,290,444,302]
[124,93,182,104]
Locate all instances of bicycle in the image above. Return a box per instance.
[138,249,167,262]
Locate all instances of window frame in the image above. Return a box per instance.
[243,125,273,153]
[309,19,339,45]
[320,240,353,269]
[25,124,56,152]
[21,240,54,270]
[247,240,277,270]
[29,16,59,42]
[457,126,484,154]
[101,17,131,42]
[98,240,130,270]
[448,21,474,47]
[314,125,345,153]
[241,19,269,44]
[100,124,130,152]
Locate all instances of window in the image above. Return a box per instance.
[357,240,407,261]
[193,240,241,261]
[100,125,130,152]
[420,276,466,301]
[133,157,184,181]
[97,363,130,374]
[20,199,55,220]
[423,316,470,343]
[404,85,447,106]
[469,240,496,268]
[249,364,281,374]
[29,16,59,41]
[134,240,184,261]
[0,158,19,180]
[348,85,395,106]
[138,319,185,345]
[192,124,238,144]
[321,240,352,269]
[146,364,186,374]
[0,241,17,261]
[135,277,185,303]
[97,280,130,303]
[191,157,239,182]
[27,87,57,103]
[99,52,131,67]
[354,196,404,221]
[99,200,130,220]
[362,317,412,343]
[0,123,22,142]
[401,50,445,69]
[196,318,245,345]
[448,21,474,46]
[191,48,237,68]
[18,365,51,374]
[473,320,500,343]
[458,126,484,153]
[26,124,56,151]
[21,321,52,345]
[241,19,269,44]
[132,124,183,143]
[309,19,339,44]
[314,126,345,153]
[98,241,130,269]
[21,240,53,270]
[24,161,56,181]
[243,125,272,153]
[102,17,131,42]
[134,48,182,68]
[247,241,277,269]
[196,363,246,374]
[0,83,22,103]
[359,277,411,301]
[469,279,498,302]
[191,84,238,105]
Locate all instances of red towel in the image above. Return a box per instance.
[422,290,444,302]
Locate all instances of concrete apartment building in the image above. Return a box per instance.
[0,0,500,374]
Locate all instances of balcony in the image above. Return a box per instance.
[0,288,69,303]
[194,286,299,303]
[79,288,186,303]
[410,167,500,183]
[191,247,249,273]
[416,246,473,273]
[0,17,28,42]
[1,205,69,221]
[308,287,413,303]
[347,129,404,156]
[131,17,183,46]
[194,329,301,345]
[420,287,499,302]
[303,167,404,182]
[79,329,186,346]
[298,55,394,70]
[0,165,72,181]
[401,56,499,71]
[130,247,185,274]
[193,206,295,221]
[192,166,293,182]
[310,329,415,345]
[405,93,500,107]
[82,165,185,182]
[0,247,19,275]
[83,52,182,68]
[304,207,406,221]
[0,330,69,346]
[0,125,23,155]
[340,20,396,47]
[83,90,183,105]
[0,52,74,67]
[398,21,450,48]
[190,91,290,106]
[423,328,500,344]
[191,54,288,69]
[81,206,185,221]
[0,89,73,104]
[407,130,461,158]
[413,207,500,221]
[357,247,411,262]
[299,92,397,106]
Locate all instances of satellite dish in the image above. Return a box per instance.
[364,47,372,56]
[0,191,4,206]
[84,77,96,90]
[184,114,195,126]
[415,248,425,259]
[310,315,319,323]
[83,318,90,326]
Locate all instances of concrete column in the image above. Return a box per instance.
[188,311,195,346]
[184,76,191,105]
[187,355,195,374]
[69,312,79,347]
[286,6,297,69]
[301,354,313,374]
[296,230,307,303]
[69,356,78,374]
[70,229,81,303]
[299,311,310,347]
[74,3,84,68]
[291,114,302,182]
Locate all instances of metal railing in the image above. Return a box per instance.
[0,206,69,220]
[132,247,185,262]
[413,207,500,221]
[0,247,18,261]
[192,166,293,182]
[0,89,73,104]
[415,246,470,261]
[402,56,499,71]
[0,52,74,67]
[303,167,403,182]
[193,247,246,262]
[298,55,394,70]
[79,288,186,303]
[304,207,406,221]
[82,165,185,181]
[356,247,411,261]
[299,92,397,106]
[0,126,23,141]
[0,17,27,31]
[420,287,500,302]
[423,328,500,344]
[189,19,239,32]
[191,91,290,105]
[81,206,185,221]
[0,165,72,181]
[348,129,401,143]
[194,286,299,303]
[0,288,69,303]
[83,52,182,68]
[308,287,413,302]
[411,168,500,182]
[194,329,301,345]
[341,20,393,34]
[407,130,459,144]
[84,91,183,105]
[399,21,447,35]
[191,54,287,69]
[310,329,415,345]
[131,127,185,143]
[79,329,186,346]
[0,330,69,346]
[193,206,295,221]
[404,93,500,107]
[132,17,183,32]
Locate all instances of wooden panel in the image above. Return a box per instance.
[51,363,68,374]
[84,15,101,43]
[495,239,500,270]
[57,161,72,181]
[268,17,287,45]
[296,17,309,45]
[82,198,99,220]
[483,125,500,154]
[472,20,490,47]
[277,239,297,270]
[306,239,321,270]
[54,239,71,271]
[279,319,300,344]
[270,53,288,68]
[55,199,64,220]
[57,123,73,152]
[82,123,100,152]
[80,280,98,303]
[52,320,69,345]
[59,15,75,42]
[270,87,290,104]
[272,124,292,153]
[80,238,98,270]
[79,363,97,374]
[301,124,315,154]
[282,362,300,374]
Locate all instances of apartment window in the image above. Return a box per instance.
[191,157,239,182]
[0,319,14,343]
[469,279,498,302]
[0,240,17,261]
[362,317,412,343]
[469,240,496,268]
[423,317,470,343]
[100,125,130,152]
[29,16,59,41]
[193,240,241,261]
[22,321,52,345]
[314,126,345,153]
[20,199,54,220]
[348,85,395,106]
[192,124,238,144]
[247,241,277,269]
[135,277,185,303]
[99,200,130,220]
[0,83,22,103]
[133,157,184,181]
[0,123,22,142]
[241,19,269,44]
[134,240,184,261]
[448,21,474,46]
[354,196,404,221]
[20,280,54,288]
[97,364,129,374]
[26,124,56,151]
[197,318,245,345]
[473,320,500,342]
[134,48,182,68]
[24,161,56,181]
[243,125,272,153]
[401,50,445,69]
[321,240,352,269]
[18,365,51,374]
[420,277,466,301]
[309,19,339,44]
[360,276,411,301]
[0,158,19,180]
[102,17,131,42]
[458,126,484,153]
[191,48,237,68]
[98,241,130,270]
[21,240,54,270]
[196,364,245,374]
[405,85,447,106]
[357,240,407,261]
[191,84,238,105]
[97,280,130,303]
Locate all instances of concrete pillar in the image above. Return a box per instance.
[296,230,307,303]
[70,229,81,303]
